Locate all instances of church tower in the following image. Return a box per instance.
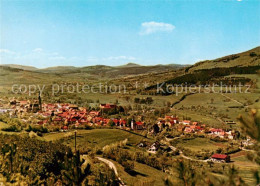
[38,92,42,111]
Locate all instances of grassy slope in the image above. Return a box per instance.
[175,137,228,152]
[111,159,169,186]
[43,129,150,149]
[171,92,259,128]
[188,46,260,72]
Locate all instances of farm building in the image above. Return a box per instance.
[211,154,230,163]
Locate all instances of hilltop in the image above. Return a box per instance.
[1,64,38,71]
[117,62,141,68]
[186,46,260,72]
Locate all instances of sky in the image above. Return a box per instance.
[0,0,260,68]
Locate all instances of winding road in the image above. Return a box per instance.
[96,157,119,176]
[81,155,125,185]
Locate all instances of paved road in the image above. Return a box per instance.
[97,157,119,176]
[82,155,126,185]
[96,157,126,186]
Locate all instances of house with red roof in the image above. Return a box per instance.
[136,121,144,130]
[37,121,44,125]
[18,100,28,106]
[184,126,194,133]
[209,128,225,138]
[52,117,63,125]
[100,104,117,109]
[131,120,144,130]
[182,120,191,125]
[68,104,79,110]
[112,119,119,125]
[78,119,88,125]
[211,154,230,162]
[119,119,126,127]
[61,126,68,131]
[89,111,100,117]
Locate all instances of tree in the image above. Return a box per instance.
[134,98,140,103]
[238,109,260,185]
[238,109,260,142]
[153,124,160,135]
[146,97,154,104]
[108,120,115,127]
[172,159,204,186]
[62,150,91,185]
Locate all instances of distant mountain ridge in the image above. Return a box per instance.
[1,46,259,76]
[0,62,187,79]
[0,62,186,75]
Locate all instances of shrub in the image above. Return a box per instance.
[1,125,21,132]
[25,125,49,133]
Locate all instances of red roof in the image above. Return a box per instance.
[100,104,116,109]
[210,128,223,132]
[94,117,103,121]
[195,126,203,130]
[79,119,88,123]
[103,119,110,123]
[68,118,77,122]
[58,113,68,118]
[169,121,175,125]
[113,119,119,123]
[136,121,143,126]
[89,111,100,115]
[54,118,62,121]
[19,101,28,105]
[63,126,68,130]
[212,154,228,159]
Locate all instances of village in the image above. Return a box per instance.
[0,94,255,165]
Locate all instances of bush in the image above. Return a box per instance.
[25,125,48,133]
[1,125,21,132]
[122,161,134,174]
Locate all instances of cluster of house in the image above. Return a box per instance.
[2,99,253,164]
[9,99,42,113]
[157,116,237,140]
[137,141,171,154]
[4,99,238,140]
[208,128,236,140]
[6,99,145,130]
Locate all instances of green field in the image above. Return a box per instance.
[43,129,150,149]
[175,137,228,152]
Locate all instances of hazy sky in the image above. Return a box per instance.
[1,0,260,68]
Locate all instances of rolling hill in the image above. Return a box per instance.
[186,46,260,73]
[0,63,186,78]
[1,64,38,71]
[1,46,259,87]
